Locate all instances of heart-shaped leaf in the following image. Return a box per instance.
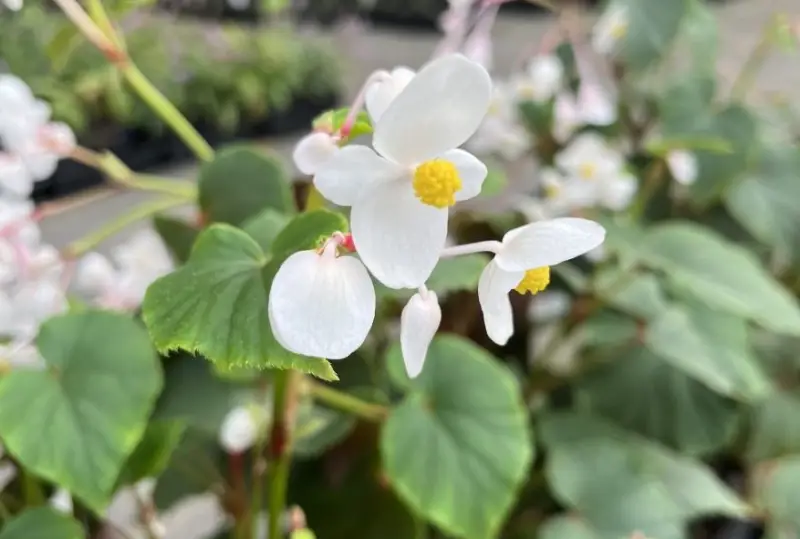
[0,508,84,539]
[381,336,533,539]
[0,311,162,512]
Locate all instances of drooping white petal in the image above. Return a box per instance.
[351,180,448,289]
[268,250,376,360]
[667,150,699,185]
[293,132,339,176]
[373,54,492,165]
[400,290,442,378]
[436,148,487,201]
[495,218,606,272]
[313,145,404,207]
[365,67,416,123]
[219,406,259,454]
[478,260,523,346]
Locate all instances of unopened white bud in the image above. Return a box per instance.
[219,406,259,454]
[50,488,73,514]
[400,290,442,378]
[666,150,698,185]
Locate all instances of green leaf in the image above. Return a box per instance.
[747,389,800,463]
[199,146,295,226]
[725,144,800,263]
[142,224,337,380]
[153,214,200,264]
[540,413,747,539]
[378,254,490,301]
[153,427,224,510]
[753,456,800,537]
[480,166,508,197]
[597,272,668,320]
[642,222,800,335]
[617,0,689,71]
[576,346,740,455]
[0,311,162,512]
[118,420,186,485]
[312,108,373,140]
[270,209,348,258]
[0,508,84,539]
[539,515,601,539]
[645,301,770,399]
[381,336,533,539]
[674,0,719,76]
[241,209,291,253]
[594,215,648,270]
[293,400,355,458]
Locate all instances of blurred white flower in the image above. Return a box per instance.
[478,218,605,345]
[596,171,638,211]
[400,289,441,378]
[0,153,32,198]
[592,3,629,55]
[292,132,339,176]
[314,54,491,289]
[585,244,607,263]
[50,488,74,515]
[106,490,225,539]
[1,0,23,12]
[513,55,564,103]
[468,83,531,160]
[365,66,416,124]
[219,406,260,454]
[556,133,623,181]
[553,85,617,142]
[269,240,376,359]
[667,150,699,185]
[528,290,572,323]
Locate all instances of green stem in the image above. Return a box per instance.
[267,370,292,539]
[63,196,186,258]
[308,381,387,422]
[121,64,214,162]
[20,469,44,506]
[629,159,665,221]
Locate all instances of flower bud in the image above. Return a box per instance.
[293,132,339,176]
[666,150,698,186]
[400,290,442,378]
[219,406,260,454]
[50,488,73,514]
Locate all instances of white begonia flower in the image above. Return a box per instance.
[0,153,32,199]
[597,171,638,211]
[293,132,339,176]
[592,3,629,55]
[576,83,617,126]
[667,150,699,185]
[50,488,74,514]
[219,406,260,454]
[268,240,376,359]
[478,218,605,345]
[365,66,416,124]
[468,82,531,161]
[556,132,625,181]
[1,0,22,11]
[400,289,441,378]
[528,290,572,323]
[513,55,564,102]
[75,252,117,296]
[314,54,492,289]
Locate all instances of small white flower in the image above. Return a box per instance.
[592,3,629,55]
[528,290,572,322]
[0,153,32,199]
[365,67,416,124]
[667,150,699,185]
[1,0,22,11]
[556,132,625,182]
[468,82,531,160]
[576,83,617,126]
[513,55,564,103]
[597,171,638,211]
[314,54,491,289]
[219,406,260,454]
[268,241,376,359]
[75,252,117,296]
[293,132,339,176]
[400,290,441,378]
[478,218,605,345]
[50,488,74,514]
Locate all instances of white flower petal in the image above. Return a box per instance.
[496,218,606,272]
[578,83,617,126]
[373,54,492,165]
[313,145,404,207]
[553,93,581,142]
[50,488,73,515]
[76,252,117,296]
[365,67,416,124]
[667,150,699,185]
[0,153,32,198]
[478,260,523,346]
[400,291,442,378]
[351,180,448,289]
[219,406,258,454]
[268,250,376,359]
[436,148,487,201]
[599,172,638,211]
[293,132,339,175]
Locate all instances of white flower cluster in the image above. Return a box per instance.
[278,54,606,378]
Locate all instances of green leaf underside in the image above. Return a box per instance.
[540,413,747,539]
[153,214,200,265]
[0,508,84,539]
[142,224,337,380]
[0,311,162,512]
[381,336,533,539]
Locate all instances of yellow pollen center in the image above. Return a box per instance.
[413,159,462,208]
[544,184,561,198]
[514,266,551,295]
[610,22,628,40]
[578,162,598,180]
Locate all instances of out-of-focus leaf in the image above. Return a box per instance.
[118,420,186,485]
[241,209,292,253]
[293,400,355,458]
[617,0,689,71]
[378,254,490,301]
[153,215,200,265]
[0,508,84,539]
[752,456,800,538]
[596,271,668,320]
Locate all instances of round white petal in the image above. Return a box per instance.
[365,67,416,123]
[373,54,492,165]
[351,180,448,289]
[400,291,442,378]
[599,172,638,211]
[219,406,258,454]
[293,132,339,175]
[0,154,33,198]
[577,84,617,126]
[50,489,73,514]
[268,250,376,359]
[0,75,34,112]
[76,252,117,296]
[313,145,404,207]
[496,218,607,272]
[436,148,487,201]
[478,260,523,346]
[667,150,698,185]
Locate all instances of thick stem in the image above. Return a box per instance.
[629,159,665,221]
[439,240,502,259]
[266,370,294,539]
[307,381,387,422]
[49,0,121,61]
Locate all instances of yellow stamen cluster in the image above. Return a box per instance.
[514,266,551,295]
[413,159,462,208]
[611,21,629,40]
[578,162,598,180]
